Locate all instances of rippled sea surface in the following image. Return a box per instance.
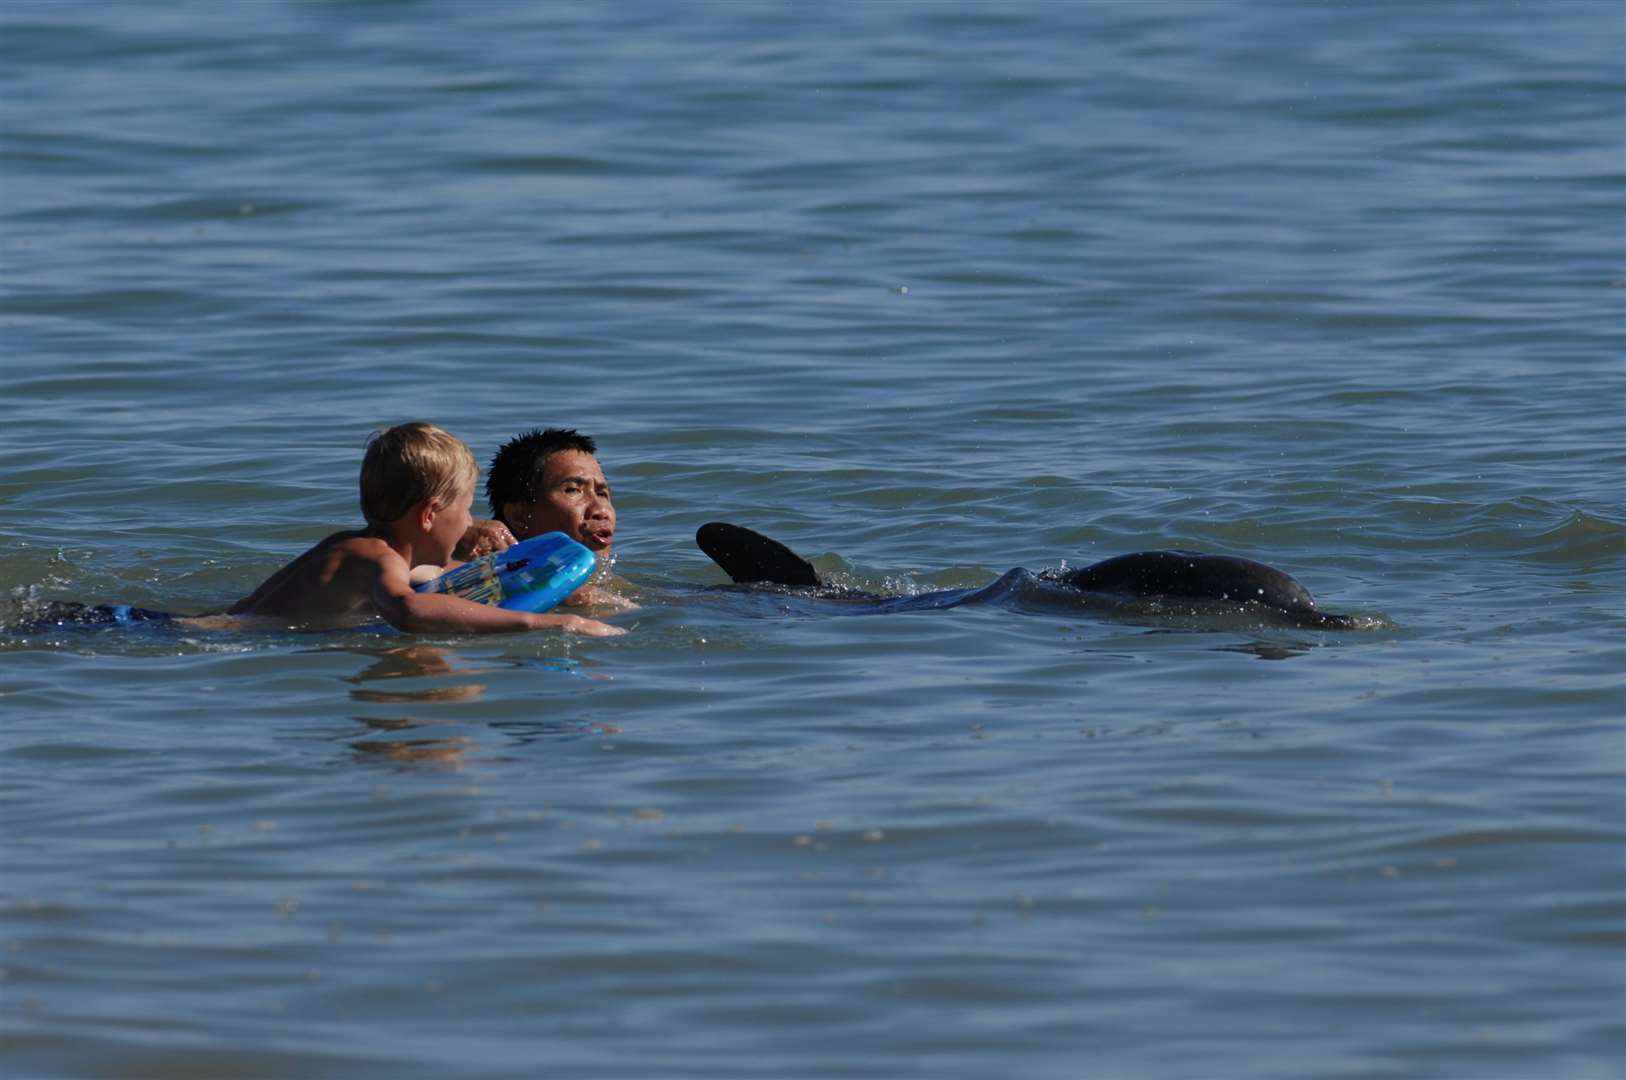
[3,3,1623,1077]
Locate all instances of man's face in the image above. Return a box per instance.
[507,450,616,561]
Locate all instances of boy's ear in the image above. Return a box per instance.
[417,499,439,531]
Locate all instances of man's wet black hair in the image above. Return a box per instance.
[485,427,597,520]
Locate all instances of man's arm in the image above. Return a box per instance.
[453,519,516,561]
[561,581,640,612]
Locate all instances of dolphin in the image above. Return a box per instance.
[696,522,1364,629]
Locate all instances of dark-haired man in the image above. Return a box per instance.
[454,428,635,610]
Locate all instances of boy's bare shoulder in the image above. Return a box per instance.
[312,530,397,560]
[229,529,403,622]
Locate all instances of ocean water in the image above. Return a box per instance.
[2,2,1623,1077]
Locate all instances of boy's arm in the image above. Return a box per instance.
[372,557,622,636]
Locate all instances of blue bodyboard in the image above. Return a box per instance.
[414,531,596,613]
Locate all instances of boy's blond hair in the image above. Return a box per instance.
[360,422,477,527]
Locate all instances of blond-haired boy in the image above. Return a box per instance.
[228,422,621,636]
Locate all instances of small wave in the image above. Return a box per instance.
[1517,510,1626,566]
[1306,501,1626,565]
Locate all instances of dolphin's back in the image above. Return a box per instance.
[1060,550,1354,626]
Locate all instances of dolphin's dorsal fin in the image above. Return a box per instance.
[697,522,821,587]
